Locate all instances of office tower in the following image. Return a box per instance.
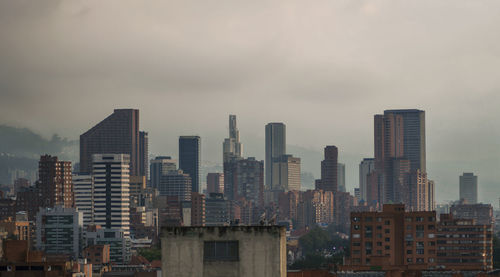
[272,155,301,191]
[372,109,426,207]
[265,123,286,190]
[149,156,177,188]
[139,131,149,177]
[233,157,264,207]
[179,136,200,193]
[316,146,338,192]
[36,206,83,258]
[428,180,435,211]
[129,175,146,207]
[73,173,93,227]
[223,115,243,163]
[92,154,130,238]
[37,155,74,208]
[205,193,230,226]
[459,172,478,204]
[80,109,140,175]
[337,163,346,192]
[359,158,375,201]
[157,170,192,201]
[207,173,224,194]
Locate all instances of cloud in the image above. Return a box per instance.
[0,0,499,206]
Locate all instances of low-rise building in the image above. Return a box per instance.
[161,225,286,277]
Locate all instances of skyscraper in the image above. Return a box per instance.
[92,154,130,238]
[337,163,346,192]
[80,109,140,175]
[207,173,224,194]
[372,109,427,209]
[158,170,192,202]
[73,173,93,227]
[149,156,177,188]
[272,155,301,191]
[316,146,338,192]
[179,136,201,193]
[233,157,264,207]
[265,123,286,190]
[460,173,478,204]
[223,115,243,163]
[359,158,375,201]
[139,131,149,177]
[37,155,74,208]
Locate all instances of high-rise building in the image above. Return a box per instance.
[233,157,264,207]
[92,154,130,238]
[337,163,346,192]
[84,226,131,264]
[459,172,478,204]
[157,170,192,202]
[139,131,149,177]
[73,173,93,227]
[427,180,435,211]
[80,109,140,175]
[207,173,224,194]
[372,109,427,208]
[359,158,375,201]
[179,136,200,193]
[205,193,230,226]
[450,202,493,226]
[191,192,206,226]
[36,206,83,258]
[272,155,301,191]
[37,155,74,208]
[149,156,177,188]
[223,115,243,163]
[265,123,286,190]
[316,146,338,192]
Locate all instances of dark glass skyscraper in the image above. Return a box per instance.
[316,146,338,192]
[179,136,201,193]
[80,109,140,175]
[265,123,286,190]
[139,131,149,177]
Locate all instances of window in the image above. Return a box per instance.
[405,217,412,222]
[365,217,373,222]
[384,220,391,225]
[376,225,382,230]
[407,258,412,263]
[407,250,412,254]
[385,237,390,242]
[385,245,390,250]
[416,217,424,222]
[353,217,360,222]
[353,234,360,239]
[204,241,239,261]
[354,225,360,230]
[385,229,390,234]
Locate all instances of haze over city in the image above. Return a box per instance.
[1,0,499,207]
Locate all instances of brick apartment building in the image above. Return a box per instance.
[347,204,492,271]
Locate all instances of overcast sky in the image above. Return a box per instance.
[1,0,499,207]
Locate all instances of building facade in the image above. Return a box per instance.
[36,206,83,258]
[265,123,286,190]
[80,109,140,175]
[316,146,338,192]
[150,156,177,189]
[157,170,192,202]
[337,163,346,192]
[73,173,93,227]
[37,155,74,208]
[359,158,375,202]
[92,154,131,238]
[206,173,224,194]
[459,173,478,204]
[139,131,149,177]
[161,226,286,277]
[179,136,201,193]
[272,155,301,192]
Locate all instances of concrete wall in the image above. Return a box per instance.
[162,226,286,277]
